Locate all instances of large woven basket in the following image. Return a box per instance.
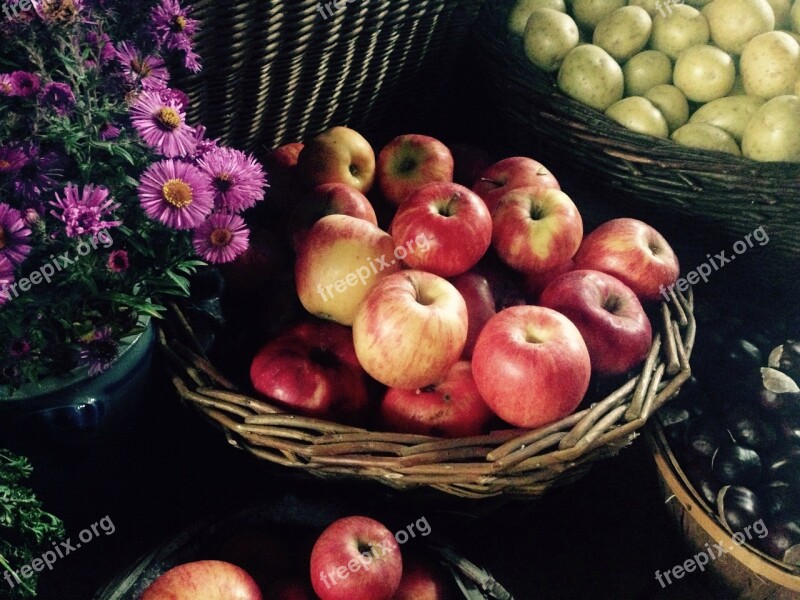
[160,287,695,499]
[470,0,800,297]
[175,0,485,152]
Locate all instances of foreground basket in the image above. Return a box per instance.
[174,0,485,152]
[471,0,800,294]
[159,288,695,499]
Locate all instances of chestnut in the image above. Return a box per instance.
[683,458,720,508]
[758,519,800,561]
[686,417,724,459]
[759,367,800,416]
[712,443,762,487]
[717,485,762,534]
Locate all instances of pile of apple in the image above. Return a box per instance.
[139,515,451,600]
[246,125,681,437]
[511,0,800,162]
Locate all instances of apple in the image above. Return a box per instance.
[390,182,492,277]
[295,214,400,325]
[392,556,452,600]
[269,142,304,169]
[310,516,402,600]
[450,272,496,358]
[523,258,574,302]
[290,183,378,251]
[297,126,376,193]
[379,361,495,438]
[573,218,679,302]
[250,320,370,423]
[377,134,454,206]
[472,305,591,429]
[450,142,492,188]
[352,270,468,389]
[220,225,291,295]
[539,270,653,375]
[491,187,583,273]
[140,560,262,600]
[472,156,560,213]
[471,253,528,311]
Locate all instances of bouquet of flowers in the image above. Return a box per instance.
[0,0,267,389]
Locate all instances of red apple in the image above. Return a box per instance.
[450,272,496,358]
[250,320,370,423]
[269,142,305,169]
[472,157,560,213]
[539,270,653,375]
[291,183,378,251]
[377,134,454,206]
[523,259,575,302]
[352,270,468,389]
[492,187,583,273]
[392,556,452,600]
[295,214,400,325]
[140,561,262,600]
[263,579,315,600]
[297,126,376,193]
[573,218,680,302]
[472,305,591,429]
[379,361,495,438]
[220,226,291,296]
[390,182,492,277]
[310,516,402,600]
[450,142,492,188]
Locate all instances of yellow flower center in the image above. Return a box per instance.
[172,15,187,31]
[131,58,152,77]
[0,160,9,171]
[45,0,79,22]
[156,107,181,131]
[161,179,193,208]
[210,228,232,247]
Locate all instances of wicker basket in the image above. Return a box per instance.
[159,287,695,499]
[174,0,485,152]
[470,0,800,295]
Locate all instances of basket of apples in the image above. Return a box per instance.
[471,0,800,295]
[160,126,695,499]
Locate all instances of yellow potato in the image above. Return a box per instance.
[627,0,660,17]
[689,95,766,140]
[572,0,626,30]
[509,0,567,35]
[605,96,671,137]
[705,0,775,55]
[671,123,742,155]
[792,0,800,33]
[766,0,792,29]
[644,84,690,131]
[651,4,710,61]
[673,44,736,103]
[624,50,673,96]
[741,31,800,99]
[742,94,800,161]
[558,44,625,110]
[593,6,652,62]
[524,9,581,72]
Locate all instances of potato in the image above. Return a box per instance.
[605,96,670,137]
[644,84,690,131]
[671,123,742,155]
[623,50,673,96]
[796,79,800,96]
[572,0,626,30]
[766,0,792,29]
[792,0,800,33]
[689,95,766,140]
[558,44,625,110]
[524,9,581,72]
[673,44,736,103]
[627,0,660,17]
[593,6,652,62]
[741,32,800,99]
[742,94,800,161]
[705,0,775,55]
[651,4,710,60]
[509,0,567,35]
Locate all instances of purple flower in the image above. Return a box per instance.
[14,145,64,201]
[115,42,170,90]
[130,90,196,158]
[197,147,267,213]
[0,145,27,174]
[107,249,129,272]
[150,0,198,51]
[98,122,120,140]
[50,184,122,238]
[32,0,83,22]
[0,255,14,307]
[138,159,214,230]
[9,339,30,357]
[10,71,40,98]
[40,82,75,115]
[0,203,31,266]
[80,327,118,376]
[158,86,189,109]
[0,74,13,96]
[192,212,249,264]
[189,125,218,160]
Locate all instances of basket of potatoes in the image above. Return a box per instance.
[473,0,800,293]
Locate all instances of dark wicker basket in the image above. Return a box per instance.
[471,0,800,296]
[175,0,485,152]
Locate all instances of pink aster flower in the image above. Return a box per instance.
[14,145,64,201]
[138,158,214,230]
[192,212,249,264]
[98,122,120,140]
[130,90,196,158]
[0,255,14,307]
[150,0,198,51]
[0,74,13,96]
[115,42,170,90]
[49,184,122,238]
[10,71,40,98]
[40,81,75,115]
[107,249,129,272]
[0,145,27,174]
[197,147,267,213]
[189,125,218,160]
[79,327,118,376]
[0,203,31,266]
[9,339,30,357]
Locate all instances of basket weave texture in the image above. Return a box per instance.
[175,0,485,152]
[161,288,695,499]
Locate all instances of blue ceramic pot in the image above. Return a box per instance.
[0,318,155,442]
